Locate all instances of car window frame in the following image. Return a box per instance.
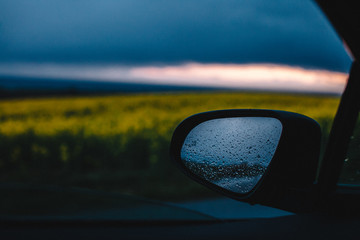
[315,60,360,214]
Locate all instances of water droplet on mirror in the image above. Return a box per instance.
[181,117,282,194]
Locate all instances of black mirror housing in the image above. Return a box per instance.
[170,110,321,212]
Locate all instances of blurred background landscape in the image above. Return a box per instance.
[0,0,358,210]
[0,90,343,200]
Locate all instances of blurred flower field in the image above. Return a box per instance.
[0,92,341,200]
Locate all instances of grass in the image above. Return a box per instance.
[0,92,343,201]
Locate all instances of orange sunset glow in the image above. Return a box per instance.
[0,63,349,94]
[131,63,348,93]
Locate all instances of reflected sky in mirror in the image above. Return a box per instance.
[181,117,282,194]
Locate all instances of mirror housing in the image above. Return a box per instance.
[170,110,321,213]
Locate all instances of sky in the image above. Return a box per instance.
[0,0,353,93]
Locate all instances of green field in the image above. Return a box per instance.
[0,92,346,200]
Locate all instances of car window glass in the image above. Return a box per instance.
[0,0,351,220]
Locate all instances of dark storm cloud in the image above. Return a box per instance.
[0,0,352,71]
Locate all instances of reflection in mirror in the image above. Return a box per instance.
[181,117,282,194]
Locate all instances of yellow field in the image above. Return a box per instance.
[0,92,339,135]
[0,92,341,200]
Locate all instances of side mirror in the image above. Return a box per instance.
[170,110,321,213]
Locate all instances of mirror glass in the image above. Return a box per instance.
[181,117,282,194]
